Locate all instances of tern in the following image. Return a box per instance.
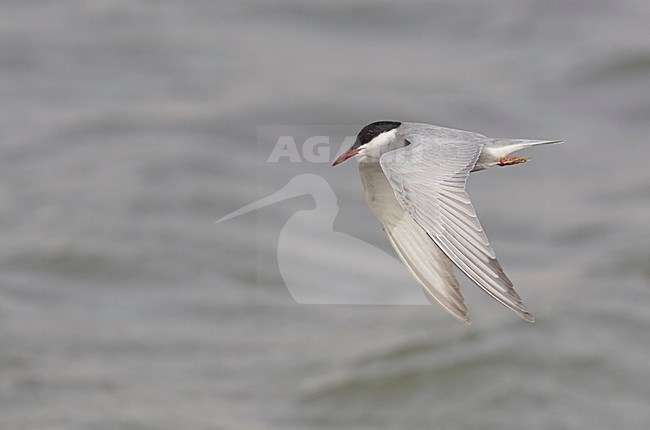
[333,121,562,324]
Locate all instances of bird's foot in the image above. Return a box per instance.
[498,156,529,166]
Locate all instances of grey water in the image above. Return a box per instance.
[1,1,650,429]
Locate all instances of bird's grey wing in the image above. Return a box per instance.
[379,136,533,322]
[359,161,470,324]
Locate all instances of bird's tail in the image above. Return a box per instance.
[485,138,563,158]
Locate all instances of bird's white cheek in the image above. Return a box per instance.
[358,146,381,160]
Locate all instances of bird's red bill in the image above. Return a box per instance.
[332,147,359,166]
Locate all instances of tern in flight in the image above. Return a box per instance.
[333,121,561,324]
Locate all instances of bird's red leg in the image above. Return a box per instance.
[498,156,529,166]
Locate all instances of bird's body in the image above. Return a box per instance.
[333,121,562,324]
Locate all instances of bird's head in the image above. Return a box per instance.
[332,120,402,166]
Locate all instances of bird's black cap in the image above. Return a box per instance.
[353,121,401,148]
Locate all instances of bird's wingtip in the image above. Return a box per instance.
[456,314,472,326]
[521,312,535,323]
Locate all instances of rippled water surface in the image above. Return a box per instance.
[1,1,650,429]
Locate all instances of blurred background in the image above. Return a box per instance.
[1,1,650,429]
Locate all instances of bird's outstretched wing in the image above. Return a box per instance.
[359,162,470,324]
[379,134,534,322]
